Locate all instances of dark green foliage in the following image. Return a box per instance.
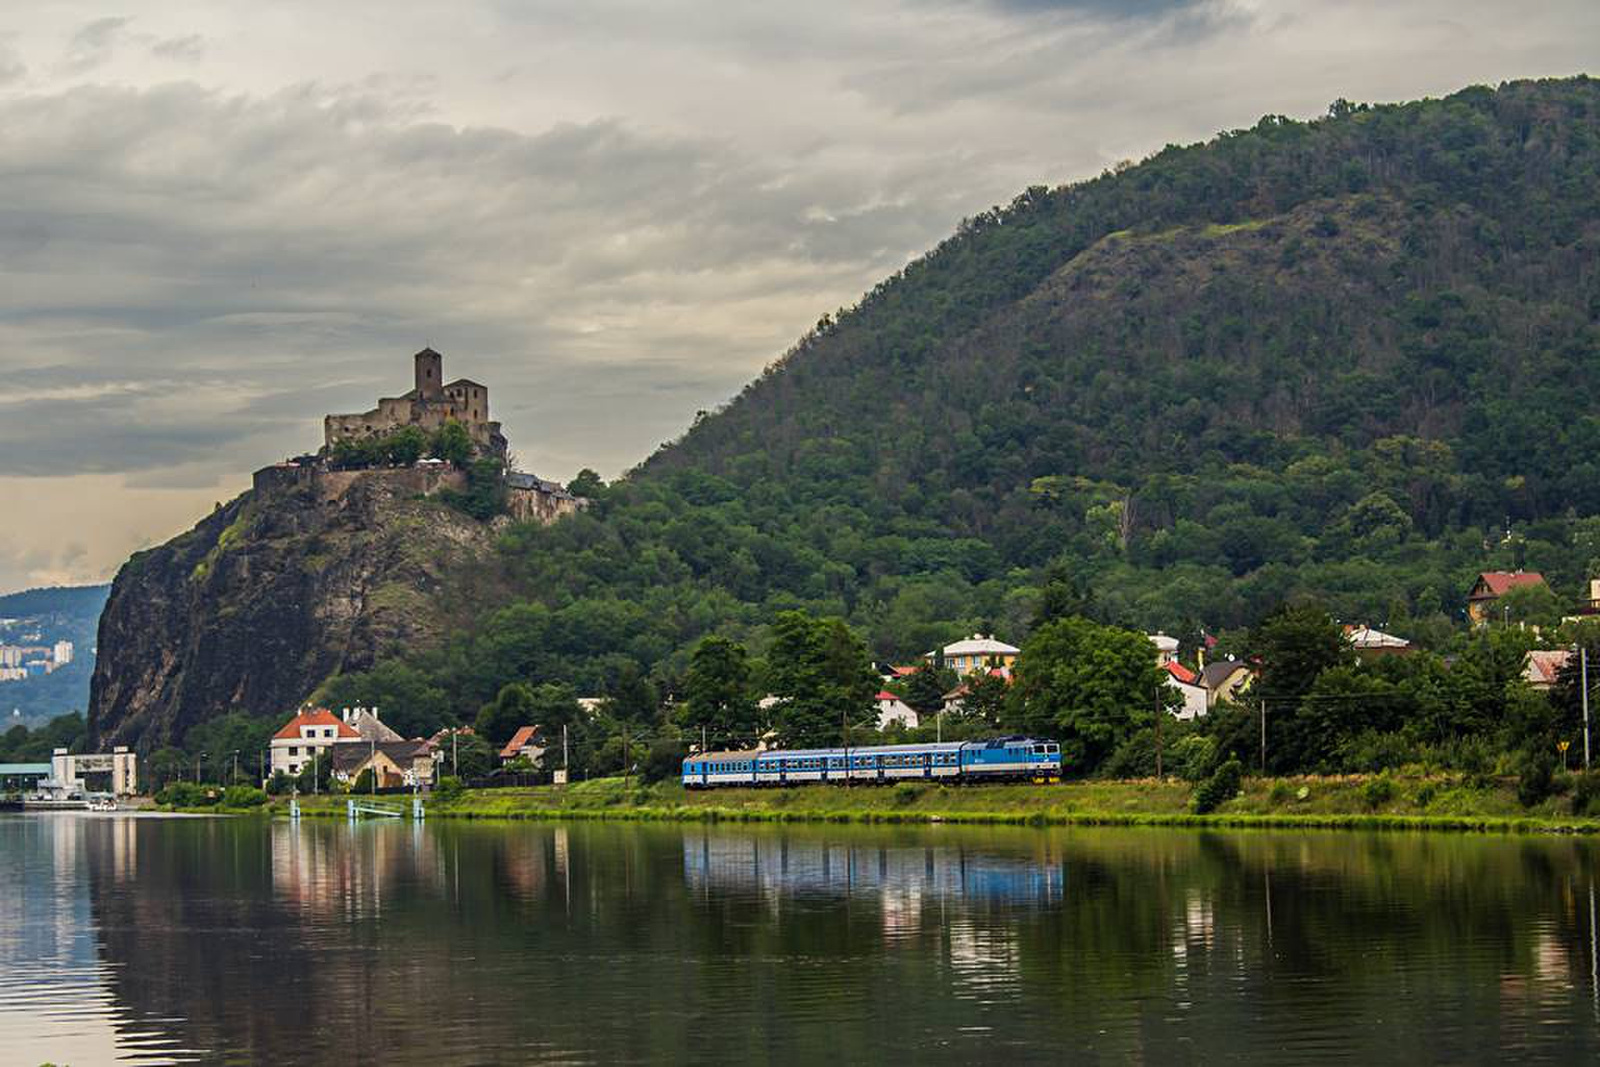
[319,661,453,740]
[1192,758,1243,814]
[448,734,494,780]
[222,784,267,808]
[567,469,607,498]
[1516,751,1557,808]
[351,768,376,794]
[1361,776,1395,809]
[0,712,86,762]
[679,637,759,745]
[765,611,878,748]
[430,420,473,465]
[900,663,951,717]
[1570,772,1600,817]
[642,738,687,784]
[433,775,465,800]
[1010,616,1178,773]
[476,683,537,748]
[156,781,222,807]
[265,771,293,796]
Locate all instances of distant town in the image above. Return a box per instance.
[0,631,75,683]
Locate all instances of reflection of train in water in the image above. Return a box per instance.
[681,737,1062,788]
[682,833,1065,908]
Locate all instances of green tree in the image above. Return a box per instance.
[765,611,877,748]
[567,468,607,499]
[431,419,474,465]
[602,664,657,727]
[1497,583,1564,628]
[1009,617,1174,774]
[959,668,1010,729]
[901,662,953,718]
[450,732,494,780]
[476,682,537,748]
[318,661,453,739]
[680,636,759,746]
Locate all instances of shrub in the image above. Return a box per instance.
[1414,783,1436,809]
[156,781,222,807]
[1361,776,1395,810]
[1516,751,1556,809]
[1570,771,1600,817]
[265,771,294,796]
[351,769,376,794]
[1268,781,1292,805]
[223,785,266,808]
[433,775,465,800]
[1168,734,1217,782]
[1192,759,1243,815]
[642,739,687,785]
[893,782,924,805]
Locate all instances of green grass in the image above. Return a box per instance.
[271,774,1600,835]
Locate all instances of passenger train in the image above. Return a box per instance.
[681,736,1062,789]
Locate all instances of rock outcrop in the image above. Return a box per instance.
[88,468,503,749]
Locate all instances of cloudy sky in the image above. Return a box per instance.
[0,1,1596,594]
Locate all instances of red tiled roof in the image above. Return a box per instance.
[273,708,360,741]
[1165,661,1199,685]
[1472,571,1546,599]
[890,665,919,677]
[875,691,901,702]
[499,725,539,760]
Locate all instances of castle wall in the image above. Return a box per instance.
[507,486,586,524]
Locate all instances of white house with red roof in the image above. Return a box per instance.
[269,707,361,778]
[874,691,920,729]
[1164,661,1209,720]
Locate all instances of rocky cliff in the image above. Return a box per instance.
[88,467,504,749]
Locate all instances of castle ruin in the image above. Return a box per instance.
[255,347,585,526]
[325,347,509,459]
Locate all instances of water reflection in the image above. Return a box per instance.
[0,815,1598,1063]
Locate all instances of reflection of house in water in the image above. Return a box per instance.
[682,833,1064,911]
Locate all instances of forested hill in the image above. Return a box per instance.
[596,77,1599,634]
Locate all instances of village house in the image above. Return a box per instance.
[1524,649,1572,691]
[268,707,360,778]
[1198,660,1254,708]
[1347,625,1412,659]
[1467,571,1547,625]
[874,691,919,729]
[927,635,1019,677]
[331,741,436,790]
[499,726,546,765]
[1164,661,1209,720]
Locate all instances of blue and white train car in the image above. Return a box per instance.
[682,736,1061,789]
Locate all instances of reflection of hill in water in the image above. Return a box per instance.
[73,819,1600,1064]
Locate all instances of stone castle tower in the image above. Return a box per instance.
[324,348,508,459]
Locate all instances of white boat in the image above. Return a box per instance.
[86,794,118,812]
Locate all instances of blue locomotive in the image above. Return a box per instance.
[681,736,1062,788]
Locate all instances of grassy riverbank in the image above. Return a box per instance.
[273,774,1600,834]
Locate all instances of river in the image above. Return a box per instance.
[2,812,1598,1063]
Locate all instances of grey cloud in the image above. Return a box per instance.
[0,43,24,84]
[150,34,204,62]
[0,81,969,485]
[60,15,131,73]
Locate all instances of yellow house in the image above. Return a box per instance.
[928,634,1019,677]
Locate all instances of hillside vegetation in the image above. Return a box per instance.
[424,78,1600,697]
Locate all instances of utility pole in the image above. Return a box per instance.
[843,710,851,788]
[623,725,630,790]
[1259,701,1267,775]
[564,724,571,781]
[1584,646,1591,772]
[452,728,458,776]
[1154,686,1164,780]
[232,751,240,785]
[370,735,377,795]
